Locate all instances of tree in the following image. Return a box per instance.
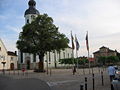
[59,58,88,65]
[106,56,119,64]
[16,14,69,71]
[98,56,120,65]
[98,56,107,65]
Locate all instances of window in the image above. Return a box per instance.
[68,53,69,58]
[11,57,13,61]
[63,52,65,59]
[27,19,29,24]
[33,54,36,62]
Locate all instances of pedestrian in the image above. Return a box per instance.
[73,66,76,75]
[108,64,116,82]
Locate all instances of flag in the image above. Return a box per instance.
[71,31,75,49]
[86,32,89,51]
[75,35,80,50]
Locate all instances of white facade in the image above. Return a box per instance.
[0,39,17,70]
[18,48,72,69]
[25,14,38,24]
[44,48,73,68]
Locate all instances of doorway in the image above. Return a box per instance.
[10,63,14,70]
[26,60,30,70]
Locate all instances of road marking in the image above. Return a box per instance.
[47,80,79,86]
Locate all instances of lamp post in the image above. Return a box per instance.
[1,61,6,75]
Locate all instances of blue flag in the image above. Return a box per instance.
[75,35,80,50]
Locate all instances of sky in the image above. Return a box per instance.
[0,0,120,57]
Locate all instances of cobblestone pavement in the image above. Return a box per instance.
[0,67,111,90]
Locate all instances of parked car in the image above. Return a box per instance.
[114,65,118,70]
[112,79,120,90]
[115,68,120,79]
[112,66,120,90]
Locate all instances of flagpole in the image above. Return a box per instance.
[86,31,90,74]
[71,31,75,66]
[72,49,74,65]
[75,34,78,69]
[88,49,90,74]
[76,49,78,68]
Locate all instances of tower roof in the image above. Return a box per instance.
[24,0,39,16]
[28,0,36,7]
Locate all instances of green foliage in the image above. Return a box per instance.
[98,56,107,65]
[78,58,88,64]
[59,58,73,64]
[59,58,88,65]
[98,56,120,65]
[16,14,69,55]
[107,56,119,63]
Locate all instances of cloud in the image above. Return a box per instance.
[53,0,120,35]
[0,15,7,20]
[6,25,22,33]
[1,37,17,52]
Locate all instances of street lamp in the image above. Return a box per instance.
[1,61,6,75]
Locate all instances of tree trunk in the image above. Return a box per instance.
[54,50,57,68]
[38,54,45,72]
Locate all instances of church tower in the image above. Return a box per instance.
[24,0,39,24]
[18,0,40,70]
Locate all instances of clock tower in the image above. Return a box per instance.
[24,0,39,24]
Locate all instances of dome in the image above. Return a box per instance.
[24,0,40,16]
[25,7,39,16]
[28,0,36,7]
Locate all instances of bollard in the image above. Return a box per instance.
[99,68,100,74]
[18,70,19,75]
[111,84,114,90]
[92,74,95,90]
[50,68,52,76]
[101,71,104,86]
[89,68,91,74]
[85,77,87,90]
[80,84,84,90]
[92,68,93,74]
[83,68,85,75]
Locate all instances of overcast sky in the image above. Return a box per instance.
[0,0,120,57]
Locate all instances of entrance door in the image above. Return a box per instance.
[10,63,14,70]
[27,60,30,70]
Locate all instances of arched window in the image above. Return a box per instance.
[63,52,65,59]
